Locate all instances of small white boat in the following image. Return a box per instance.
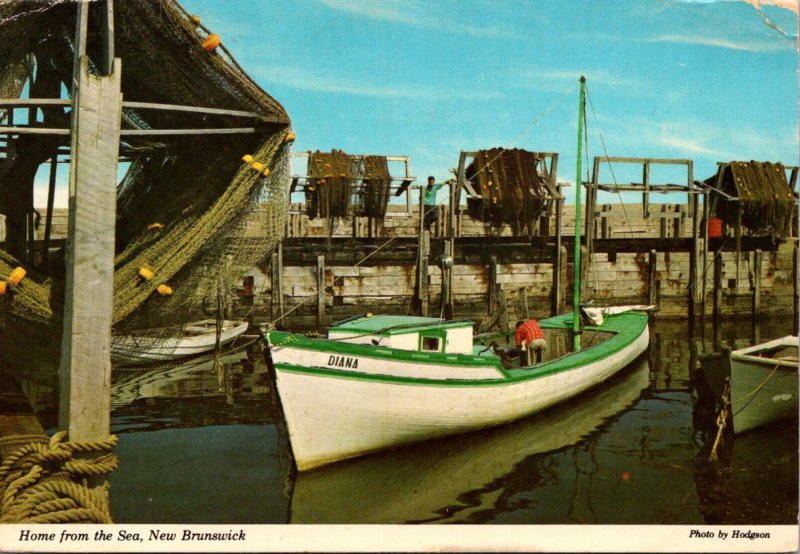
[112,319,249,367]
[730,335,798,434]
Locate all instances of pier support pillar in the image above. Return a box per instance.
[58,55,122,443]
[648,249,658,306]
[752,249,762,316]
[712,253,723,320]
[488,255,498,314]
[316,254,325,328]
[271,244,284,324]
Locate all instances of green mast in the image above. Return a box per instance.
[572,76,586,352]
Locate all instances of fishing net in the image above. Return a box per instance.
[304,150,392,222]
[359,155,391,219]
[464,148,553,235]
[0,0,291,381]
[305,150,356,220]
[709,161,794,239]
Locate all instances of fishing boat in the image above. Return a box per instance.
[263,77,651,471]
[111,319,249,367]
[730,335,798,434]
[265,309,649,471]
[288,358,650,523]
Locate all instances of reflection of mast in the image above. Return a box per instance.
[567,442,600,524]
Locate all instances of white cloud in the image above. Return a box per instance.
[589,116,796,163]
[252,65,503,101]
[311,0,516,39]
[647,33,791,51]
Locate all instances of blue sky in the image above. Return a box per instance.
[36,0,799,206]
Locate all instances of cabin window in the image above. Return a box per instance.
[421,336,441,352]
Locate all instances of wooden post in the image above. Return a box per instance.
[42,155,58,265]
[518,287,530,319]
[600,206,609,239]
[642,160,650,218]
[270,245,283,323]
[551,184,563,316]
[416,186,429,316]
[713,253,723,320]
[446,237,455,318]
[700,188,709,318]
[674,204,684,237]
[580,244,589,300]
[648,249,658,306]
[557,245,567,315]
[58,0,121,508]
[690,175,702,318]
[753,249,762,316]
[488,255,498,314]
[659,204,667,238]
[794,242,798,334]
[419,231,429,317]
[316,254,325,328]
[498,288,509,333]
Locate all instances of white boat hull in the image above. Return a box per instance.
[730,336,798,434]
[112,320,249,366]
[274,324,649,471]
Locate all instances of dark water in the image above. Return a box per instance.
[38,318,797,524]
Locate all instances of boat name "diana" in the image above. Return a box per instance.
[327,355,359,369]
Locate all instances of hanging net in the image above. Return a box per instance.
[304,150,392,223]
[0,0,291,381]
[708,161,795,240]
[464,148,553,234]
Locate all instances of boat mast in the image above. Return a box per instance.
[572,76,586,352]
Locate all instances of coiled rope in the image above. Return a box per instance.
[0,431,118,523]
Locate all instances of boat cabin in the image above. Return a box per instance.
[327,315,474,355]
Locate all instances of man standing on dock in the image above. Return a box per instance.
[516,319,547,365]
[423,176,443,230]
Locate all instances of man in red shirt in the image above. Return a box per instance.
[515,319,547,366]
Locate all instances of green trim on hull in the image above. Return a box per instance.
[269,311,649,387]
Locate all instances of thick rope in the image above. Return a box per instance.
[0,431,118,523]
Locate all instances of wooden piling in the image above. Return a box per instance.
[551,184,564,316]
[794,242,799,333]
[488,255,498,314]
[713,253,723,319]
[648,249,658,306]
[316,254,325,327]
[498,288,509,333]
[270,245,283,323]
[558,245,567,314]
[753,249,762,316]
[689,182,702,318]
[58,0,121,510]
[580,244,589,299]
[445,237,455,318]
[416,187,429,316]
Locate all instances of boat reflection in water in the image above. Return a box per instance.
[288,357,650,524]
